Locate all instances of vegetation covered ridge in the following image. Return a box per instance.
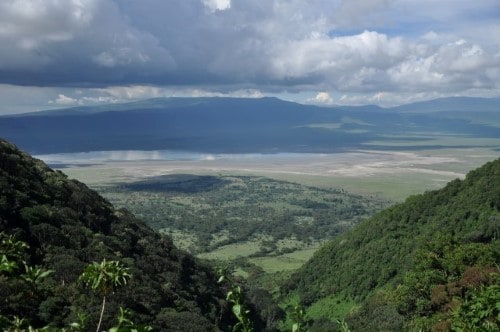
[0,138,243,331]
[282,157,499,330]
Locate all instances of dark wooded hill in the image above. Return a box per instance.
[0,138,245,331]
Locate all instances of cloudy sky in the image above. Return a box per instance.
[1,0,499,114]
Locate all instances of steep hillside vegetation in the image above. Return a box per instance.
[283,158,499,330]
[0,139,242,331]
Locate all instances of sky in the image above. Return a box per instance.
[0,0,499,114]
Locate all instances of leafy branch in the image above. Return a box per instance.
[217,266,254,332]
[79,259,131,332]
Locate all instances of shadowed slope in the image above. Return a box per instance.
[0,138,235,331]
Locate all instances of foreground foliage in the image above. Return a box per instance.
[394,238,499,330]
[1,234,152,331]
[79,259,132,331]
[217,267,254,332]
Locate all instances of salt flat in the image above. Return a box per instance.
[39,147,498,201]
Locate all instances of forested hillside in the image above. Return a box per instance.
[0,139,244,331]
[283,158,499,330]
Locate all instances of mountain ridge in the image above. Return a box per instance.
[4,96,499,118]
[1,96,499,155]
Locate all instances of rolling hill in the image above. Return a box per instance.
[1,97,499,154]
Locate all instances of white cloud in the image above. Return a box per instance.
[0,0,174,75]
[202,0,231,12]
[308,92,334,105]
[92,86,263,101]
[94,86,168,99]
[387,38,499,93]
[0,0,97,69]
[230,89,264,98]
[0,0,499,109]
[270,30,406,91]
[0,0,95,42]
[51,94,80,105]
[15,85,267,115]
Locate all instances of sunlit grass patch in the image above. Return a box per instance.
[307,295,358,321]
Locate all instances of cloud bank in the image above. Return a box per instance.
[0,0,499,112]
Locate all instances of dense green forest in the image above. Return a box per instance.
[1,137,499,331]
[96,174,387,253]
[283,158,499,330]
[0,139,276,331]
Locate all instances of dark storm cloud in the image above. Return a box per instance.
[0,0,499,98]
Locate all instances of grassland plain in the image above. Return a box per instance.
[92,174,387,250]
[50,147,498,273]
[55,146,497,200]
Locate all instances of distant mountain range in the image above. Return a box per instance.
[1,96,499,154]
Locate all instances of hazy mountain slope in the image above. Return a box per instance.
[0,138,238,331]
[391,96,500,113]
[1,97,498,154]
[283,158,500,303]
